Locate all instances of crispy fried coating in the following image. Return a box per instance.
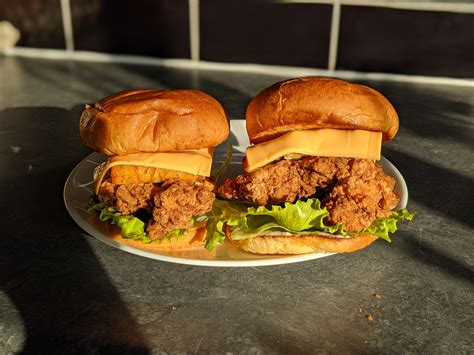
[98,177,215,240]
[147,178,215,240]
[98,180,158,214]
[218,156,400,231]
[324,160,399,231]
[218,157,352,205]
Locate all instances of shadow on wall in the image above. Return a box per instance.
[0,106,149,353]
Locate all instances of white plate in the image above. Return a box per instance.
[64,120,408,267]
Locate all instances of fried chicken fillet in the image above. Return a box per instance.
[80,89,229,249]
[215,77,406,255]
[218,156,399,232]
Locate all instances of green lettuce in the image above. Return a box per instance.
[204,200,247,251]
[87,201,188,244]
[205,198,414,250]
[363,209,415,242]
[246,199,339,232]
[161,228,187,243]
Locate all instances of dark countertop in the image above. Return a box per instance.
[0,56,473,354]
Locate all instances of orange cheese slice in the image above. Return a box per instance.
[245,129,382,172]
[94,148,214,194]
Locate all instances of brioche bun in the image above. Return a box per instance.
[111,227,207,251]
[80,89,229,156]
[225,227,377,254]
[246,77,399,144]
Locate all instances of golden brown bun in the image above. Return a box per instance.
[80,90,229,156]
[225,227,377,254]
[90,213,207,250]
[246,77,399,144]
[110,227,207,251]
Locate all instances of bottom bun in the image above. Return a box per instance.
[90,214,207,251]
[226,228,377,255]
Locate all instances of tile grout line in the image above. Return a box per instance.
[59,0,75,52]
[5,47,473,87]
[189,0,200,61]
[340,1,474,13]
[328,0,341,73]
[279,0,474,14]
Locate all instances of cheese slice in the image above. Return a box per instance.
[245,129,382,172]
[94,148,214,194]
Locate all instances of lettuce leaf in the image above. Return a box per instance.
[87,200,188,244]
[363,209,415,242]
[204,200,247,251]
[161,228,187,243]
[87,201,150,242]
[247,199,333,232]
[204,198,414,249]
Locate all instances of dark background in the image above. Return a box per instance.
[0,0,473,77]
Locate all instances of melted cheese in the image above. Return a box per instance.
[245,129,382,172]
[94,148,214,194]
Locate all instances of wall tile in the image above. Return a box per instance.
[338,6,474,77]
[0,0,65,49]
[70,0,190,58]
[200,0,332,68]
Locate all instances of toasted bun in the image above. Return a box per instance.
[246,77,399,144]
[225,228,377,254]
[111,227,207,251]
[91,213,207,250]
[80,90,229,156]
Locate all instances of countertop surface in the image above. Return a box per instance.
[0,56,472,354]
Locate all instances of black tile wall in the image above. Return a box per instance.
[2,0,472,78]
[70,0,190,58]
[200,0,332,68]
[338,6,474,77]
[0,0,65,49]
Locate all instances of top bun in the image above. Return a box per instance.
[246,77,399,144]
[80,90,229,156]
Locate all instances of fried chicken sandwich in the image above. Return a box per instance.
[80,89,229,249]
[206,77,413,254]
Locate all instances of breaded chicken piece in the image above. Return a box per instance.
[218,156,400,231]
[98,177,215,240]
[147,178,215,240]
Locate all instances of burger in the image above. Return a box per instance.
[80,89,229,249]
[206,77,413,254]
